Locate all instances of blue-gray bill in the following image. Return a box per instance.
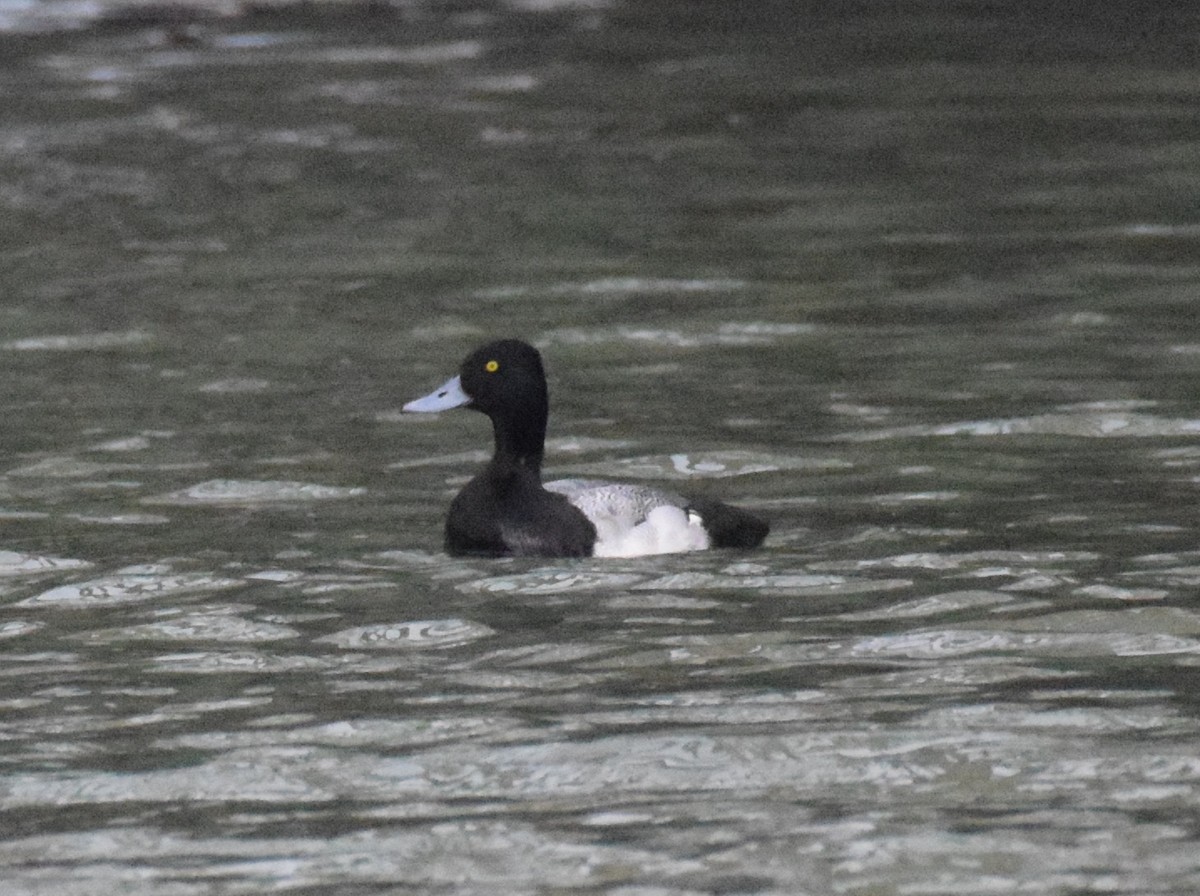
[403,375,471,413]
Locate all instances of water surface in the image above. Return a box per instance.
[3,1,1200,893]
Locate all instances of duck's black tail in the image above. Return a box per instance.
[686,497,769,549]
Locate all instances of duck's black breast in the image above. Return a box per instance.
[444,463,597,558]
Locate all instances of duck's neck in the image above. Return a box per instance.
[489,401,547,477]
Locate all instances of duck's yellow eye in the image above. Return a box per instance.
[485,360,500,373]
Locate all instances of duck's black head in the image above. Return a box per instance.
[458,340,548,422]
[405,339,551,471]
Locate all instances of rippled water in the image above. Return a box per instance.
[3,1,1200,893]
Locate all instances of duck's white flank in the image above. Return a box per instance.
[544,479,711,557]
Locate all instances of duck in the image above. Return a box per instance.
[402,339,769,558]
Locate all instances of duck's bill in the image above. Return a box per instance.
[403,374,471,413]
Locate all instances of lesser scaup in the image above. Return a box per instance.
[403,339,769,558]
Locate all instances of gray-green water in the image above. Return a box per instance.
[3,1,1200,893]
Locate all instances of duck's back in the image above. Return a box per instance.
[545,479,686,520]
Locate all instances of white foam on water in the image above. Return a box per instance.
[80,613,300,644]
[317,619,495,650]
[0,551,93,577]
[197,377,272,393]
[144,479,365,505]
[839,410,1200,441]
[1,330,152,351]
[461,570,645,595]
[18,573,243,609]
[560,450,847,481]
[838,590,1015,621]
[66,513,171,526]
[0,619,46,640]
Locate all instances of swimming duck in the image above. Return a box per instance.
[403,339,769,558]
